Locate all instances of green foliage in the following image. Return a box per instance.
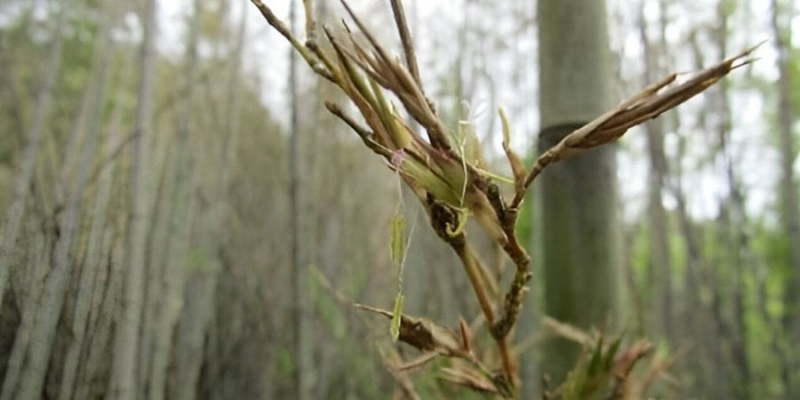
[513,151,538,246]
[389,210,408,341]
[389,215,407,268]
[788,41,800,116]
[276,347,296,379]
[751,220,792,317]
[187,246,215,272]
[390,294,404,341]
[559,336,620,400]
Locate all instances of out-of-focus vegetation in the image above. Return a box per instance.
[0,0,797,399]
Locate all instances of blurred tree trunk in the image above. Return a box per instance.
[1,1,111,398]
[0,220,51,400]
[671,180,715,398]
[13,43,104,398]
[196,4,249,399]
[0,0,67,310]
[669,96,729,399]
[56,4,118,399]
[144,0,202,398]
[537,0,623,383]
[771,0,800,352]
[289,1,313,399]
[706,3,752,398]
[109,0,157,398]
[638,0,674,344]
[73,60,128,400]
[0,0,69,394]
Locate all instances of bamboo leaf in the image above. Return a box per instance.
[587,336,604,376]
[399,156,461,205]
[458,317,472,353]
[499,107,512,150]
[390,293,404,341]
[456,120,486,168]
[605,335,624,371]
[499,107,526,191]
[390,214,407,268]
[370,78,409,148]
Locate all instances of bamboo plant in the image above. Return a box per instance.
[250,0,756,397]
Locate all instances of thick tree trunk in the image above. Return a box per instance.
[537,0,623,382]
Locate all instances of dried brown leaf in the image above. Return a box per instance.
[390,0,421,86]
[458,317,472,354]
[395,352,439,372]
[440,367,499,394]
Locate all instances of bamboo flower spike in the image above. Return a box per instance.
[250,0,759,397]
[509,41,763,209]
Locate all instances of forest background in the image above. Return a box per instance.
[0,0,797,399]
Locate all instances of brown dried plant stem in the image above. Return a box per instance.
[429,199,516,385]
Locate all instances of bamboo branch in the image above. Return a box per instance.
[302,0,316,46]
[339,0,452,151]
[250,0,333,81]
[390,0,421,86]
[250,1,756,397]
[509,43,760,209]
[427,199,517,390]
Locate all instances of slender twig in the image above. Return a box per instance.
[324,101,393,158]
[509,43,759,210]
[484,183,531,341]
[340,0,452,151]
[395,352,439,372]
[250,0,333,81]
[302,0,316,45]
[390,0,421,86]
[453,240,496,327]
[427,199,516,388]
